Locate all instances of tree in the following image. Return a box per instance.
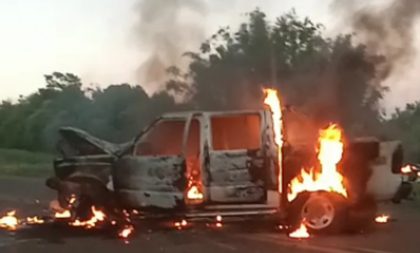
[169,9,388,137]
[385,102,420,162]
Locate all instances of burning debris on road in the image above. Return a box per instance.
[118,225,134,239]
[69,207,106,229]
[289,223,310,239]
[26,216,45,225]
[375,215,390,224]
[174,219,188,230]
[0,211,45,230]
[0,211,18,231]
[54,210,71,219]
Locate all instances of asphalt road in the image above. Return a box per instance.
[0,176,419,253]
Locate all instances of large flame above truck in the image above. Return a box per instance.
[288,124,347,202]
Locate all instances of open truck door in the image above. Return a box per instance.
[203,111,279,205]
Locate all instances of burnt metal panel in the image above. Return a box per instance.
[54,154,114,187]
[117,189,183,209]
[113,156,186,209]
[207,151,266,203]
[209,185,265,202]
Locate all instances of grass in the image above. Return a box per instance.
[0,148,53,177]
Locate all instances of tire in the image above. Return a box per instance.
[287,191,349,234]
[72,195,95,220]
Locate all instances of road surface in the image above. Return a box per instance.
[0,176,419,253]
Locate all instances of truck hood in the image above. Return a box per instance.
[57,127,131,157]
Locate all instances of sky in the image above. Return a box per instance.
[0,0,418,112]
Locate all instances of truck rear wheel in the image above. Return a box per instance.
[288,191,349,234]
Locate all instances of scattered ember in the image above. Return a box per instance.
[26,216,44,224]
[263,88,284,194]
[0,211,18,230]
[174,219,188,230]
[54,210,71,219]
[118,225,134,239]
[122,209,130,218]
[68,195,77,205]
[288,223,310,239]
[375,214,390,223]
[215,215,223,228]
[288,124,347,202]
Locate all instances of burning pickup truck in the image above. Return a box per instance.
[46,89,412,234]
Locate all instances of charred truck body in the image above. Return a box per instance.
[47,109,411,233]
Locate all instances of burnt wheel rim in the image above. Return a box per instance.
[301,194,335,230]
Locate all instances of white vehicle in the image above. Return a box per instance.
[46,109,411,233]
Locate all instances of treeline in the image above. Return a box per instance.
[0,73,182,150]
[0,10,418,162]
[385,103,420,162]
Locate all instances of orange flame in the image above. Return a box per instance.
[54,210,71,219]
[70,206,106,229]
[375,214,390,223]
[288,124,347,202]
[288,223,310,239]
[263,88,283,194]
[401,165,413,174]
[0,211,18,230]
[185,141,204,205]
[187,185,203,201]
[26,216,44,225]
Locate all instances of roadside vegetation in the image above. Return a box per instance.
[0,148,52,177]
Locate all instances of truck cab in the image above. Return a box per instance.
[112,110,281,216]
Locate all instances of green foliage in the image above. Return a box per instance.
[0,72,178,152]
[385,102,420,162]
[172,9,387,137]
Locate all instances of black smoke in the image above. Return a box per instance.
[133,0,207,91]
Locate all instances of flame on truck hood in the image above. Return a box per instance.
[288,124,347,202]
